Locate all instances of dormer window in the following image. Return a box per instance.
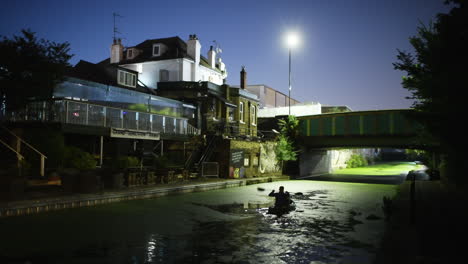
[127,48,134,59]
[152,44,161,56]
[117,70,137,88]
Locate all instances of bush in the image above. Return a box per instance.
[63,146,97,170]
[346,154,368,168]
[111,156,140,169]
[23,128,65,168]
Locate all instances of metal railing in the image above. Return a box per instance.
[1,125,47,177]
[4,99,201,137]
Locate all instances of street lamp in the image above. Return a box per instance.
[285,31,300,116]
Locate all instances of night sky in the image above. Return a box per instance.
[0,0,451,111]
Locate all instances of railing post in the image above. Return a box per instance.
[99,136,104,167]
[149,115,153,132]
[103,107,107,127]
[85,104,89,125]
[136,112,139,130]
[40,155,45,177]
[42,101,46,121]
[120,110,124,129]
[65,101,69,123]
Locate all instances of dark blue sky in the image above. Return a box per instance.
[1,0,451,111]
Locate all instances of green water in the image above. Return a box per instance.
[0,180,397,263]
[333,161,423,176]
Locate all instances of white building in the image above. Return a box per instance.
[103,35,228,89]
[257,102,322,118]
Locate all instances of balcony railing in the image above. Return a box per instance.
[3,99,200,138]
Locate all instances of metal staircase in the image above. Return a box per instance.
[0,125,47,177]
[184,135,220,174]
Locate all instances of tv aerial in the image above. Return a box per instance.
[113,12,124,41]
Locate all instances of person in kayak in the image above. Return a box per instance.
[269,186,292,208]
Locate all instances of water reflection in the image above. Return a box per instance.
[0,181,392,264]
[181,191,376,264]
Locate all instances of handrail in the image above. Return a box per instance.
[1,126,47,158]
[0,138,25,160]
[1,125,47,177]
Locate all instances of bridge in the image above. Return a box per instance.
[297,109,427,149]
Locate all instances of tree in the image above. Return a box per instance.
[0,29,73,111]
[393,0,466,182]
[275,115,299,168]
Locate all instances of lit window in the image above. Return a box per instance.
[239,102,244,122]
[117,70,137,88]
[152,44,161,56]
[244,154,250,167]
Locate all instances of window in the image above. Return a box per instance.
[127,49,134,59]
[253,154,259,166]
[117,70,137,88]
[228,108,234,121]
[239,102,244,123]
[251,105,257,125]
[159,69,169,82]
[244,154,250,167]
[152,44,161,56]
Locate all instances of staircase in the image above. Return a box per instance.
[184,135,220,175]
[0,125,47,177]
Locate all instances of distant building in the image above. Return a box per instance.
[232,84,300,109]
[321,105,352,114]
[257,102,322,118]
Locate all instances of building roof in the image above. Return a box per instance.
[68,60,117,85]
[98,36,222,73]
[67,60,154,94]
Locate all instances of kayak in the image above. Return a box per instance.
[267,200,296,216]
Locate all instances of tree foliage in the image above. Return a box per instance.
[275,115,299,163]
[0,29,72,111]
[393,0,465,149]
[393,0,466,182]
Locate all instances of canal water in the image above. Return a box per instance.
[0,180,396,264]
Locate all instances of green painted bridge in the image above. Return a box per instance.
[298,109,427,148]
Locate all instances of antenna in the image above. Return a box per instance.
[212,40,222,56]
[113,12,123,41]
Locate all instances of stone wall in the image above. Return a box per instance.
[215,139,281,178]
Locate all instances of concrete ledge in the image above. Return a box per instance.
[0,176,289,218]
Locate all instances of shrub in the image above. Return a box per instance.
[346,154,368,168]
[63,146,97,169]
[111,156,140,169]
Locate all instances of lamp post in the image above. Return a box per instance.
[286,32,299,116]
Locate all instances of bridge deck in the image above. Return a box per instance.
[298,110,428,148]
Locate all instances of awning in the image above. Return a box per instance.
[212,93,237,108]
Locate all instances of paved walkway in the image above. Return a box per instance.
[375,180,467,264]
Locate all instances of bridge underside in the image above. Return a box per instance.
[297,135,427,149]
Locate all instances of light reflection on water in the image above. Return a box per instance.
[0,181,393,264]
[180,192,376,264]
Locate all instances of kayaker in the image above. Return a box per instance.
[269,186,291,208]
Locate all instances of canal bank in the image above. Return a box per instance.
[0,176,289,218]
[375,180,468,264]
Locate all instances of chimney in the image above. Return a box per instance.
[208,46,216,68]
[187,34,201,81]
[110,38,123,64]
[240,66,247,89]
